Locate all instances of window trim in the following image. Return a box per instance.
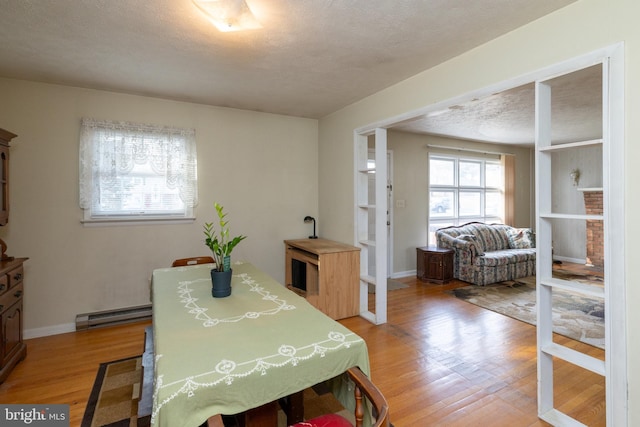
[80,215,196,227]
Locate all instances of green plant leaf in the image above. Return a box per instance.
[203,203,246,272]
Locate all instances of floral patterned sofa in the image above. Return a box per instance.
[435,222,536,286]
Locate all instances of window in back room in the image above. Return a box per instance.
[427,153,504,244]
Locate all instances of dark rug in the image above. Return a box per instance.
[447,270,604,349]
[82,357,354,427]
[82,355,143,427]
[368,278,409,294]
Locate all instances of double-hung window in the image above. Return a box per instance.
[428,154,504,244]
[79,118,197,223]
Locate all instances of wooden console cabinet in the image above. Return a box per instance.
[284,238,360,320]
[417,246,453,284]
[0,257,27,383]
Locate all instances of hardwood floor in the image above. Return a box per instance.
[0,320,148,426]
[357,272,605,426]
[0,271,605,427]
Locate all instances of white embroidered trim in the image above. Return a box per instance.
[151,330,364,424]
[177,268,297,327]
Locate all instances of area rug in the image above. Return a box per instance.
[368,278,409,293]
[82,357,352,427]
[82,355,143,427]
[447,270,605,349]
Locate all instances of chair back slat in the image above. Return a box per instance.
[171,256,214,267]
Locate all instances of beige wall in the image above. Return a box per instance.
[387,131,533,275]
[1,0,637,420]
[0,78,318,337]
[318,0,638,422]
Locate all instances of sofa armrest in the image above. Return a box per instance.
[436,232,480,282]
[437,233,482,257]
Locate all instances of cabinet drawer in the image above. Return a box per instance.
[0,283,22,314]
[7,266,23,288]
[0,275,7,296]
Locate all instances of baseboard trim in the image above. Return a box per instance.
[553,256,585,265]
[390,270,416,279]
[24,322,76,339]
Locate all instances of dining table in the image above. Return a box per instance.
[150,260,370,427]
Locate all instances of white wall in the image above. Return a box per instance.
[0,78,318,337]
[318,0,640,423]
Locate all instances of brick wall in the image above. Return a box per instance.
[582,190,604,268]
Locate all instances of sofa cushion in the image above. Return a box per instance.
[474,249,537,267]
[507,228,534,249]
[474,250,512,267]
[463,223,511,252]
[527,229,536,247]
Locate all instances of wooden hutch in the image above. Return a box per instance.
[0,128,27,383]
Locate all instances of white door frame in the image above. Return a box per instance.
[368,149,394,278]
[353,42,626,425]
[354,129,388,325]
[386,150,394,277]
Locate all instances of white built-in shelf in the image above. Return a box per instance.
[539,212,604,221]
[577,187,604,192]
[358,168,375,174]
[359,311,376,324]
[538,138,603,152]
[540,342,605,376]
[539,408,590,427]
[539,276,604,299]
[360,275,375,285]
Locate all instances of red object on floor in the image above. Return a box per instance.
[290,413,352,427]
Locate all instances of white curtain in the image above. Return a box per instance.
[79,118,197,210]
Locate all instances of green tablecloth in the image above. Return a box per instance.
[151,261,370,427]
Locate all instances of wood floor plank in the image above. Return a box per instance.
[0,321,149,426]
[0,267,606,426]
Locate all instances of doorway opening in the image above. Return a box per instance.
[353,43,625,425]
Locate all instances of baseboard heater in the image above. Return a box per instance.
[75,304,152,330]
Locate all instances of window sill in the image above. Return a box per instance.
[81,217,196,227]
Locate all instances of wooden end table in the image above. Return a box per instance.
[417,246,454,284]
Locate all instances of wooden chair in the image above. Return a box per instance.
[206,367,389,427]
[290,367,390,427]
[171,256,214,267]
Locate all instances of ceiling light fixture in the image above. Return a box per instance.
[193,0,262,32]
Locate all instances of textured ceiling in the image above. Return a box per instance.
[0,0,577,123]
[396,65,603,146]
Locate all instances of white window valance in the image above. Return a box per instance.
[79,118,198,220]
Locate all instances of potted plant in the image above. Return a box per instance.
[203,202,247,297]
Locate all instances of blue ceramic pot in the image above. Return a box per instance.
[211,268,232,298]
